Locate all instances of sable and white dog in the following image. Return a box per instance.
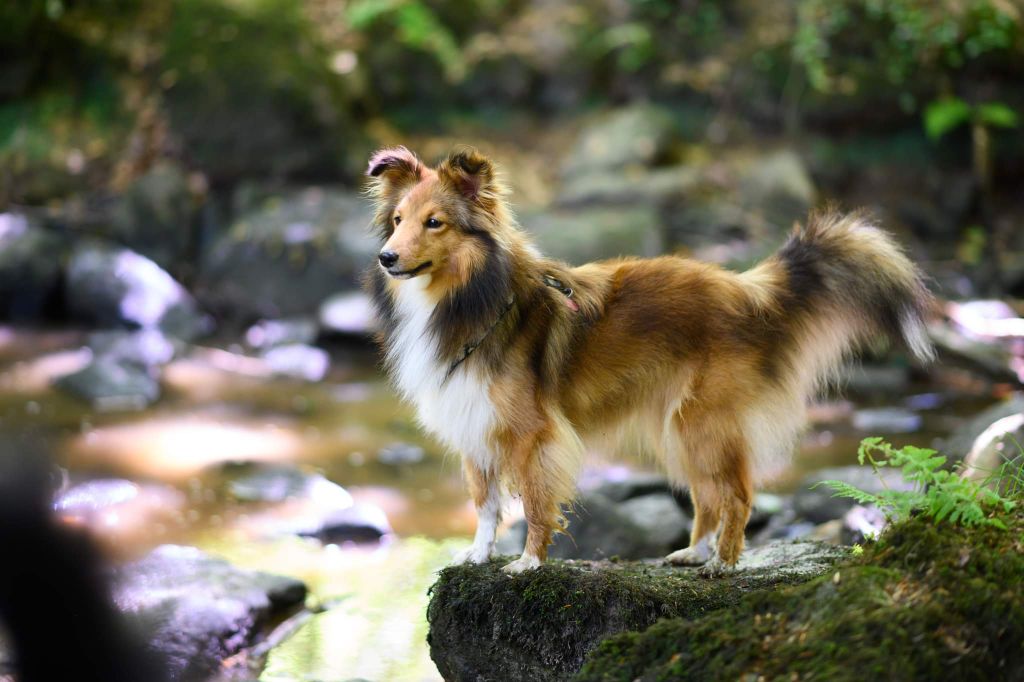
[364,146,933,574]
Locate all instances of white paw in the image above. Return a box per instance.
[698,556,736,578]
[501,554,542,574]
[453,544,493,565]
[665,546,709,566]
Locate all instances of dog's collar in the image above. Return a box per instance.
[542,274,580,312]
[443,295,516,383]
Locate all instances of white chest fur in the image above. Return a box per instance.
[386,276,497,472]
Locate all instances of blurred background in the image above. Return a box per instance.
[1,1,1023,680]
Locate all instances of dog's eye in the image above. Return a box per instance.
[425,217,442,229]
[393,215,401,225]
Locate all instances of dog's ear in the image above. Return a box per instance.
[366,146,423,190]
[437,148,496,203]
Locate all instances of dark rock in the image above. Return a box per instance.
[245,318,318,350]
[841,363,911,396]
[943,393,1024,461]
[261,343,329,382]
[519,206,663,264]
[851,406,923,433]
[793,466,914,524]
[497,492,681,560]
[64,241,208,340]
[427,540,845,682]
[0,212,64,321]
[377,442,426,466]
[112,545,307,682]
[197,188,376,320]
[54,357,161,411]
[562,105,680,177]
[616,494,691,549]
[557,166,701,208]
[747,492,789,532]
[110,161,196,271]
[592,472,673,503]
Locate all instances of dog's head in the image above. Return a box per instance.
[366,147,508,283]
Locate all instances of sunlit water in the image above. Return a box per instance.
[0,325,999,681]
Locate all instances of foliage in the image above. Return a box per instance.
[925,96,1019,139]
[793,0,1023,96]
[816,437,1017,530]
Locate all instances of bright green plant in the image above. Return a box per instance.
[816,437,1017,530]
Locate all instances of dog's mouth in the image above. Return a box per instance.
[385,260,433,279]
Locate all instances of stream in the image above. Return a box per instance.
[0,324,1000,681]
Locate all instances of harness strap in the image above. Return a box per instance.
[443,295,516,383]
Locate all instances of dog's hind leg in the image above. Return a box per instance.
[454,459,502,565]
[666,477,721,566]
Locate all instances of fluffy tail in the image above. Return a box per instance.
[747,209,935,394]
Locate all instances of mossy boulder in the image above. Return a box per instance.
[426,540,845,682]
[578,510,1024,682]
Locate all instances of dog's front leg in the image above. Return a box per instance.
[454,459,502,565]
[502,442,561,575]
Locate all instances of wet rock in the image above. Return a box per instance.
[261,343,329,382]
[222,463,352,508]
[562,105,680,177]
[65,241,208,340]
[377,442,426,466]
[497,492,679,560]
[0,212,64,321]
[961,411,1024,490]
[300,502,393,544]
[87,329,177,368]
[841,363,911,396]
[943,393,1024,461]
[245,318,318,350]
[927,319,1020,383]
[851,406,923,433]
[54,357,161,411]
[319,291,377,335]
[219,462,389,543]
[197,188,376,320]
[113,545,307,682]
[793,466,914,524]
[617,494,691,549]
[747,492,789,532]
[427,540,845,682]
[592,472,674,503]
[557,166,700,208]
[54,478,187,545]
[520,205,662,264]
[110,161,196,271]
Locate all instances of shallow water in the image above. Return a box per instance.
[0,324,1000,681]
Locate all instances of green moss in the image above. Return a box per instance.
[426,545,841,682]
[577,510,1024,681]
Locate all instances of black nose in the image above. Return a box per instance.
[379,251,399,268]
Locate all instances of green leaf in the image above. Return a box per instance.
[924,97,972,139]
[977,102,1019,129]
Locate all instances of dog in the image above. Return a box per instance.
[364,146,934,575]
